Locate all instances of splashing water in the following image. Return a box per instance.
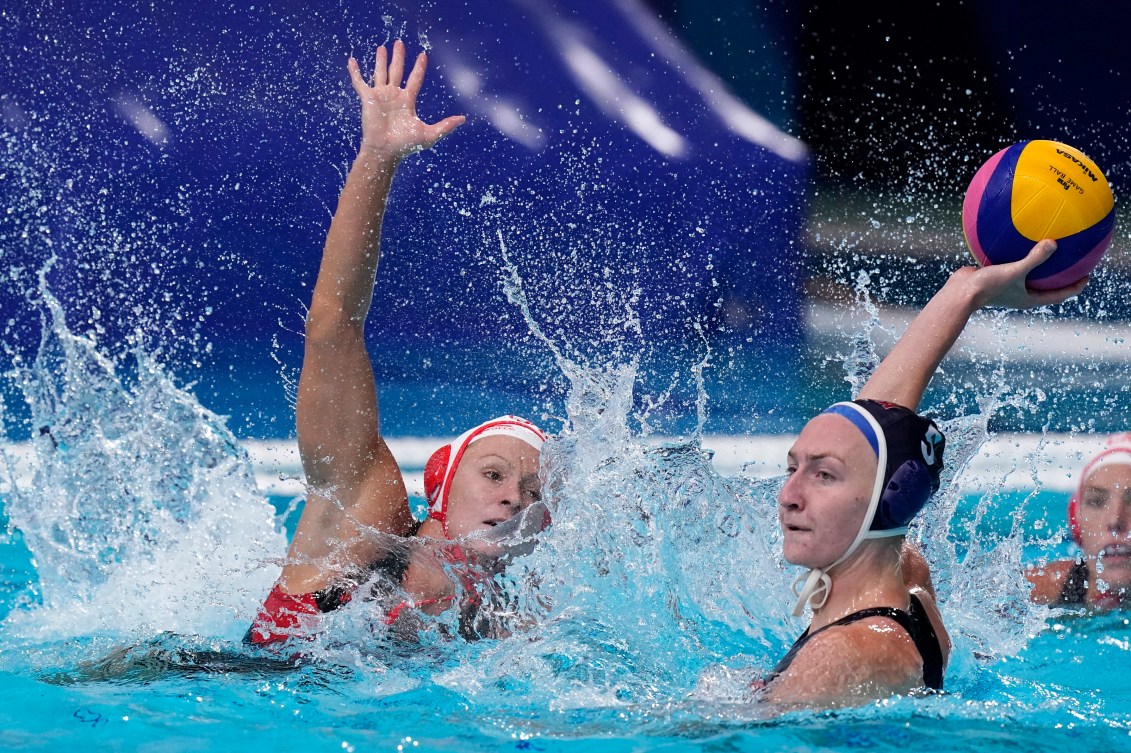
[1,269,284,644]
[0,231,1081,694]
[0,10,1124,746]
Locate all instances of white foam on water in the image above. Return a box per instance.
[1,281,285,645]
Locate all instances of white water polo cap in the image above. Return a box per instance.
[791,399,946,616]
[424,415,547,536]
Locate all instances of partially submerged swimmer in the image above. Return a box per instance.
[761,399,948,699]
[1027,434,1131,611]
[249,416,546,644]
[247,41,546,646]
[756,239,1088,708]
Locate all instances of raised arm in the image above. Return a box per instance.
[857,240,1087,410]
[282,41,465,594]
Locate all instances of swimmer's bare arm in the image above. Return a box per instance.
[283,41,465,594]
[858,240,1088,410]
[1025,559,1075,604]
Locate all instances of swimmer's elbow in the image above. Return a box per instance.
[900,540,936,599]
[304,311,366,347]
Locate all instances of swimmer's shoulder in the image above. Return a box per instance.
[901,540,936,599]
[764,617,923,707]
[1025,559,1077,605]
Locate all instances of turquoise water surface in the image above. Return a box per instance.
[2,478,1131,751]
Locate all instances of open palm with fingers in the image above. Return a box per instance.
[349,39,465,162]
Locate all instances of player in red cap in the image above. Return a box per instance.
[247,41,546,646]
[1026,434,1131,610]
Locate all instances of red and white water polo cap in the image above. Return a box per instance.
[424,415,547,533]
[1068,432,1131,545]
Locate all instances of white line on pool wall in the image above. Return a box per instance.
[0,434,1105,499]
[245,434,1105,496]
[807,303,1131,363]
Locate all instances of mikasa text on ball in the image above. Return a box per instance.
[962,139,1115,290]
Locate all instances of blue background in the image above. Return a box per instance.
[1,0,1128,438]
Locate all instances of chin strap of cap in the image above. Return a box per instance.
[790,569,832,615]
[789,527,907,617]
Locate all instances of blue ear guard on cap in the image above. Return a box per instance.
[858,401,945,533]
[872,460,934,531]
[823,400,945,534]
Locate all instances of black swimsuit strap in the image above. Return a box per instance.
[314,519,426,614]
[881,595,943,690]
[767,594,943,690]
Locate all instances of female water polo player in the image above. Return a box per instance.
[246,41,546,646]
[1026,434,1131,610]
[758,239,1088,707]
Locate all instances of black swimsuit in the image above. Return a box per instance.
[1057,560,1089,606]
[243,520,422,646]
[766,593,945,690]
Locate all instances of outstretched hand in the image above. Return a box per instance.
[959,239,1089,310]
[348,39,465,162]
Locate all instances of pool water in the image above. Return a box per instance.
[3,488,1131,752]
[2,296,1131,753]
[5,2,1131,745]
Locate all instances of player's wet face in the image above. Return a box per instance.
[444,435,542,550]
[779,414,877,569]
[1078,464,1131,594]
